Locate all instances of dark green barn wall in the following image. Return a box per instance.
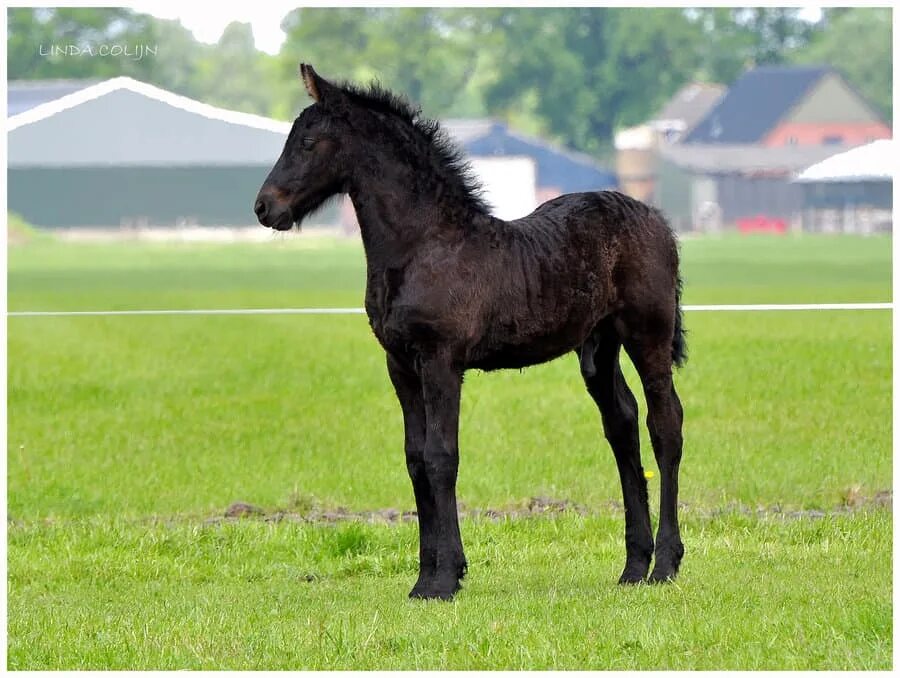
[8,166,337,228]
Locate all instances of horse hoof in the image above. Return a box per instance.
[408,586,458,601]
[618,571,647,585]
[648,547,682,583]
[408,578,461,600]
[409,588,457,601]
[618,559,651,585]
[647,567,678,583]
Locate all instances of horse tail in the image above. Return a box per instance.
[650,202,688,368]
[672,271,687,368]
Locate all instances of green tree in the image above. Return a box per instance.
[791,7,892,120]
[191,21,279,116]
[7,7,155,80]
[687,7,817,84]
[480,8,703,153]
[739,7,816,64]
[15,6,871,161]
[7,8,284,119]
[278,8,483,119]
[141,16,212,96]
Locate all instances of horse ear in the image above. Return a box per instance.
[300,63,344,108]
[300,63,322,102]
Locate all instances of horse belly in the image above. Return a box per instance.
[468,342,574,371]
[467,312,595,372]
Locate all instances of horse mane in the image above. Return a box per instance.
[336,79,491,217]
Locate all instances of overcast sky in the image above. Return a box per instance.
[128,1,298,55]
[127,3,825,56]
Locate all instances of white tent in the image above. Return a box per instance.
[468,156,537,220]
[794,139,895,183]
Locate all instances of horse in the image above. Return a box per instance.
[255,64,687,600]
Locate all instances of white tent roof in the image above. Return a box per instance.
[794,139,895,183]
[7,76,294,167]
[7,76,291,133]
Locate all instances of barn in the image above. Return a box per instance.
[8,77,292,228]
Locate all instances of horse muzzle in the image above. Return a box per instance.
[254,192,294,231]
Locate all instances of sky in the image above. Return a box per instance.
[127,1,298,55]
[128,3,825,56]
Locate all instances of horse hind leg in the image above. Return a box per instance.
[580,321,654,584]
[624,333,685,583]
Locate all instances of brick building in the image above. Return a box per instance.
[684,65,890,148]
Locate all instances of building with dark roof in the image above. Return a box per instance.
[651,82,726,143]
[448,120,617,196]
[644,65,893,231]
[685,65,890,147]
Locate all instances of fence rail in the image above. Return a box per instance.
[6,302,892,317]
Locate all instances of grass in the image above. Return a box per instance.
[7,232,892,311]
[6,233,893,669]
[7,512,891,670]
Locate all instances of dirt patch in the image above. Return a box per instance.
[7,493,891,530]
[209,492,891,526]
[224,502,266,518]
[213,496,588,526]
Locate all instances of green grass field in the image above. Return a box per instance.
[6,234,893,669]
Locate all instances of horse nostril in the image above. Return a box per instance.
[254,198,268,221]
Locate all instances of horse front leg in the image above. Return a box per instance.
[414,353,467,600]
[386,354,438,597]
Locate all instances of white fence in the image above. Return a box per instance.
[6,302,892,317]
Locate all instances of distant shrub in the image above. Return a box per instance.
[7,212,47,244]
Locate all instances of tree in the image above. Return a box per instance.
[739,7,816,64]
[7,7,156,80]
[192,21,279,116]
[686,7,817,84]
[791,8,892,120]
[141,16,212,97]
[278,8,484,119]
[480,8,703,153]
[7,8,283,119]
[15,6,874,161]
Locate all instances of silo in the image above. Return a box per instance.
[614,125,658,204]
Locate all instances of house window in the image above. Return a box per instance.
[823,135,843,145]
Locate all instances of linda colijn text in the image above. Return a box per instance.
[39,44,158,60]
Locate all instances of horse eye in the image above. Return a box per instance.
[301,137,316,150]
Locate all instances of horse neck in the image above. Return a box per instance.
[346,146,489,266]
